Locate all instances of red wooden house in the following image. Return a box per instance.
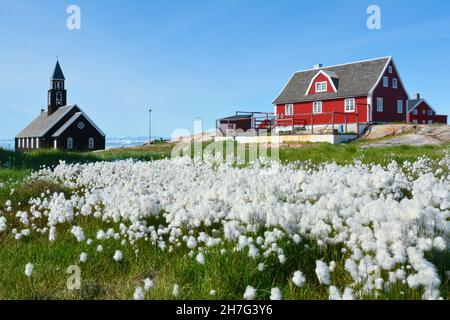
[273,56,447,133]
[407,93,447,125]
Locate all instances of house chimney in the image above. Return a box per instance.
[313,64,323,70]
[415,92,421,100]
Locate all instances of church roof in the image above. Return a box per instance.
[52,111,106,137]
[16,105,78,138]
[51,61,65,80]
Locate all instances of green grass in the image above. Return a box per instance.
[0,142,449,300]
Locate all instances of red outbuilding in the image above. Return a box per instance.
[407,93,447,125]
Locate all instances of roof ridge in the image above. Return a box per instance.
[292,56,392,74]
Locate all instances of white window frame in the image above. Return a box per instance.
[427,110,433,116]
[313,101,322,114]
[392,78,398,89]
[388,66,393,74]
[67,137,73,150]
[285,104,294,116]
[383,76,389,88]
[377,97,383,112]
[397,100,404,114]
[413,120,418,124]
[412,109,418,115]
[88,137,94,149]
[315,81,327,93]
[422,110,426,115]
[345,98,355,112]
[428,120,433,124]
[422,120,426,124]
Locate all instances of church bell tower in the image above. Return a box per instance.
[48,61,67,115]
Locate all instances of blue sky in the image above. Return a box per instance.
[1,0,450,139]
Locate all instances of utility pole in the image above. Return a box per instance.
[148,108,152,145]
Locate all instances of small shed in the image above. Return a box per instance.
[217,114,253,134]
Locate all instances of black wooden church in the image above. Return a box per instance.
[15,61,105,151]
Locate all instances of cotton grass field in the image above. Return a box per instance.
[0,142,449,300]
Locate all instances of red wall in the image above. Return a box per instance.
[308,73,335,94]
[276,96,368,126]
[371,62,409,122]
[408,101,448,124]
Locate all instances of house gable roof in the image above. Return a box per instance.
[407,99,436,113]
[305,70,339,95]
[273,56,391,105]
[16,105,78,138]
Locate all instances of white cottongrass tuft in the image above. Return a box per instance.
[292,271,306,288]
[196,252,205,265]
[25,263,33,277]
[80,252,88,263]
[209,290,217,296]
[315,260,331,285]
[270,287,282,300]
[144,278,154,291]
[133,287,144,300]
[172,284,180,298]
[113,250,123,262]
[96,245,103,252]
[328,286,342,300]
[70,226,85,242]
[243,286,257,300]
[342,288,356,300]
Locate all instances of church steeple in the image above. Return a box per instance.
[48,61,67,115]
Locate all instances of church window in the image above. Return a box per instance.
[67,137,73,150]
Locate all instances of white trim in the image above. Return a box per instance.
[315,81,328,93]
[292,56,392,75]
[272,72,297,104]
[40,105,78,137]
[368,57,410,99]
[36,137,39,149]
[397,100,404,114]
[368,56,392,96]
[305,70,338,95]
[285,104,294,116]
[377,97,384,112]
[54,139,57,149]
[367,95,372,122]
[392,78,398,89]
[75,106,106,137]
[313,101,323,114]
[51,107,106,137]
[383,76,389,88]
[344,98,356,112]
[407,99,437,114]
[388,66,393,73]
[274,56,393,105]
